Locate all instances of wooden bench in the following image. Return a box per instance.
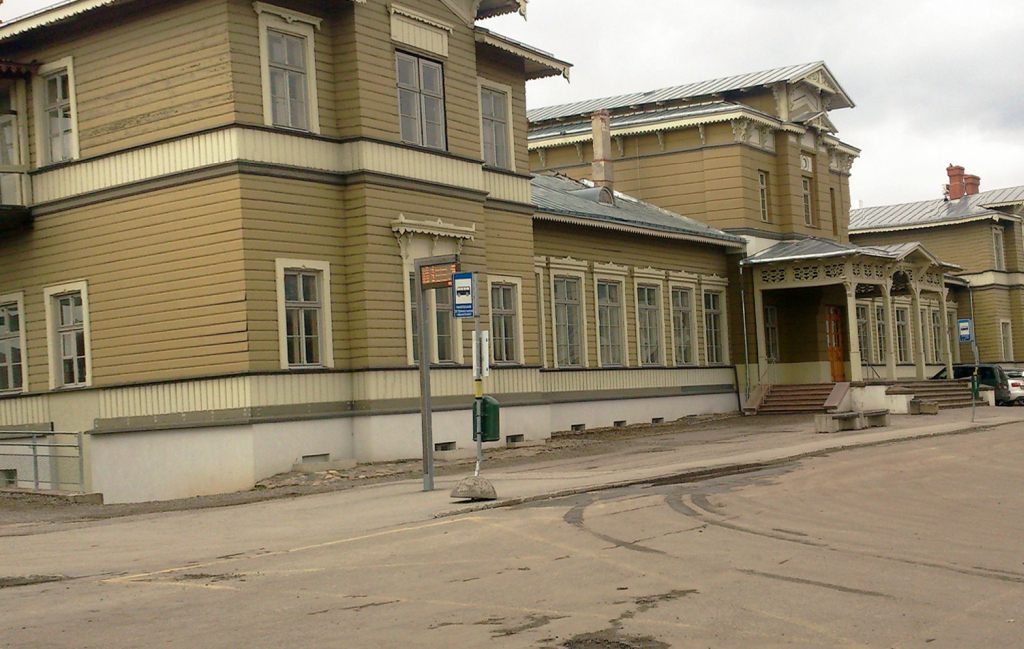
[815,409,891,433]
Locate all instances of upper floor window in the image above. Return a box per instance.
[34,58,78,166]
[397,52,446,150]
[480,84,511,169]
[256,2,321,134]
[758,171,770,222]
[802,177,814,226]
[993,226,1006,271]
[0,299,23,392]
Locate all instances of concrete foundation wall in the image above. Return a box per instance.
[87,390,740,503]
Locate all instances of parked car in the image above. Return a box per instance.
[1004,368,1024,405]
[930,364,1013,406]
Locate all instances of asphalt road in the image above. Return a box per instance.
[2,422,1022,648]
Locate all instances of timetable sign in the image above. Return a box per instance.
[420,261,459,289]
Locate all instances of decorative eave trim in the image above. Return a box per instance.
[388,3,454,33]
[474,28,571,81]
[850,212,1022,235]
[822,135,861,156]
[390,214,476,240]
[253,2,323,29]
[794,64,855,109]
[534,210,746,249]
[474,0,527,20]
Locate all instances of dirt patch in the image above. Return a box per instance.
[0,575,67,589]
[0,413,753,530]
[558,629,670,649]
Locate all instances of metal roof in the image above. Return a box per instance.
[850,185,1024,232]
[474,28,571,80]
[529,101,754,142]
[528,61,853,124]
[531,174,744,248]
[739,237,956,268]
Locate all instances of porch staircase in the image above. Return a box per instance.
[755,383,836,415]
[891,380,976,409]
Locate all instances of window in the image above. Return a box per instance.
[671,287,694,365]
[705,291,724,365]
[284,270,322,366]
[875,305,887,363]
[802,178,814,226]
[830,187,839,236]
[480,84,510,169]
[765,305,780,362]
[993,226,1006,271]
[35,58,78,165]
[276,260,333,370]
[1001,321,1014,361]
[948,311,960,363]
[0,300,23,392]
[931,310,943,364]
[856,305,869,364]
[435,286,454,363]
[596,280,623,366]
[637,284,661,366]
[553,276,582,367]
[57,293,87,385]
[920,308,929,364]
[256,2,321,133]
[895,308,909,363]
[490,282,517,364]
[397,52,446,150]
[758,171,770,222]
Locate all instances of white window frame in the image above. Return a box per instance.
[668,271,699,367]
[396,51,447,150]
[593,263,628,368]
[0,292,27,394]
[875,304,887,364]
[802,177,814,226]
[478,78,515,171]
[275,259,333,370]
[33,57,79,166]
[534,260,547,368]
[930,309,943,364]
[255,2,322,134]
[701,277,729,366]
[43,280,91,389]
[758,171,770,222]
[895,307,909,364]
[488,275,524,365]
[633,268,666,367]
[1001,319,1014,362]
[993,225,1006,272]
[549,258,589,369]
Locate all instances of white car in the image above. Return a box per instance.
[1004,368,1024,405]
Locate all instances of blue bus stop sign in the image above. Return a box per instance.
[958,319,972,343]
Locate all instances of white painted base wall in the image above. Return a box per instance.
[87,391,740,503]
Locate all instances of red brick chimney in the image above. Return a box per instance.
[591,110,614,190]
[947,165,965,200]
[964,174,980,196]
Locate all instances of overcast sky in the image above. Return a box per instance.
[6,0,1023,207]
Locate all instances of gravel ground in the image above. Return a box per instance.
[0,413,746,529]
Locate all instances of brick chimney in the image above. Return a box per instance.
[964,174,980,196]
[947,165,965,200]
[591,110,614,190]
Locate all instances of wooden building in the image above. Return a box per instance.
[0,0,744,502]
[851,167,1024,365]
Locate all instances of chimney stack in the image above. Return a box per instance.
[591,110,614,190]
[964,174,980,196]
[947,165,965,200]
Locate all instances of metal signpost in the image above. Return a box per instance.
[453,272,488,476]
[414,254,459,492]
[959,317,979,422]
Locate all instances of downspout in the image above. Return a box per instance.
[740,260,751,401]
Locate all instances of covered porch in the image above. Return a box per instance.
[740,239,959,390]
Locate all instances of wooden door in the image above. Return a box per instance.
[826,307,845,382]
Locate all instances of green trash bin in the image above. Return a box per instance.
[473,395,500,442]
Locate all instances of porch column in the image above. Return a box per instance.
[883,280,897,380]
[753,281,768,386]
[911,286,926,379]
[844,281,862,382]
[940,288,954,378]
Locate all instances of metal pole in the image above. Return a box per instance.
[739,261,751,401]
[77,432,85,493]
[32,433,39,490]
[968,279,978,422]
[474,312,483,477]
[418,275,434,492]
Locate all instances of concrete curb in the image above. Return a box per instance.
[435,419,1005,519]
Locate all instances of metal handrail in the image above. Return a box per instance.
[757,357,779,392]
[0,431,85,492]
